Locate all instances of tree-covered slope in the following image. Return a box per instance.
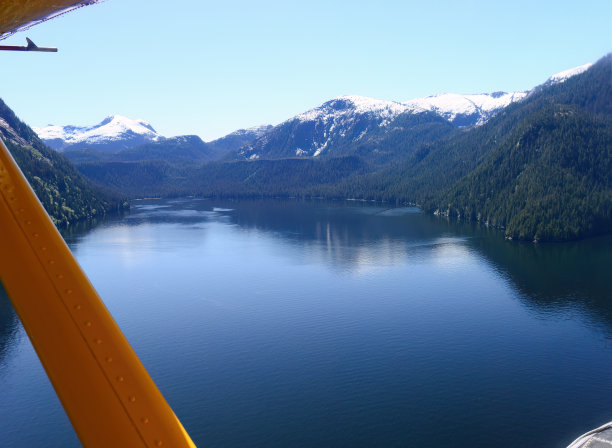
[77,156,369,199]
[431,106,611,241]
[0,98,127,226]
[360,54,612,241]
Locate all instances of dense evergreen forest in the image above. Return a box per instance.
[77,156,369,199]
[0,99,127,226]
[430,107,611,241]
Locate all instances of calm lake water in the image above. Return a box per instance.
[1,198,611,447]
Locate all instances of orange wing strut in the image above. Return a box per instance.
[0,138,197,447]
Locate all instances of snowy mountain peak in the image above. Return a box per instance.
[295,94,408,123]
[546,62,593,84]
[34,115,163,152]
[92,114,159,138]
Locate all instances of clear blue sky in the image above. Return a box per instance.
[1,0,610,141]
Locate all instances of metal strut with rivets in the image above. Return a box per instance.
[0,138,196,447]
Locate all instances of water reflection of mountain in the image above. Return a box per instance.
[470,233,612,331]
[62,197,612,333]
[227,198,458,241]
[216,199,612,332]
[216,198,463,269]
[0,284,20,370]
[109,198,463,270]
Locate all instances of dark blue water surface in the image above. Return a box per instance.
[1,198,611,447]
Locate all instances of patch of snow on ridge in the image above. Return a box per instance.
[403,91,529,124]
[546,62,593,84]
[295,95,409,123]
[246,124,273,132]
[337,95,408,116]
[33,124,69,141]
[230,124,273,137]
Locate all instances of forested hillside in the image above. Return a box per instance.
[431,107,611,241]
[354,54,611,241]
[77,156,369,199]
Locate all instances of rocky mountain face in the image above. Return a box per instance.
[207,125,273,158]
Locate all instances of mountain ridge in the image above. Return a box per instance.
[34,61,591,163]
[233,61,590,161]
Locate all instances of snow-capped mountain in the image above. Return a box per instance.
[34,115,162,153]
[238,95,414,160]
[237,91,524,160]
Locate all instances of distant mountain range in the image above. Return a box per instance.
[33,62,592,164]
[35,118,273,164]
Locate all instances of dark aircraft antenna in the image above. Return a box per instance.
[0,37,57,52]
